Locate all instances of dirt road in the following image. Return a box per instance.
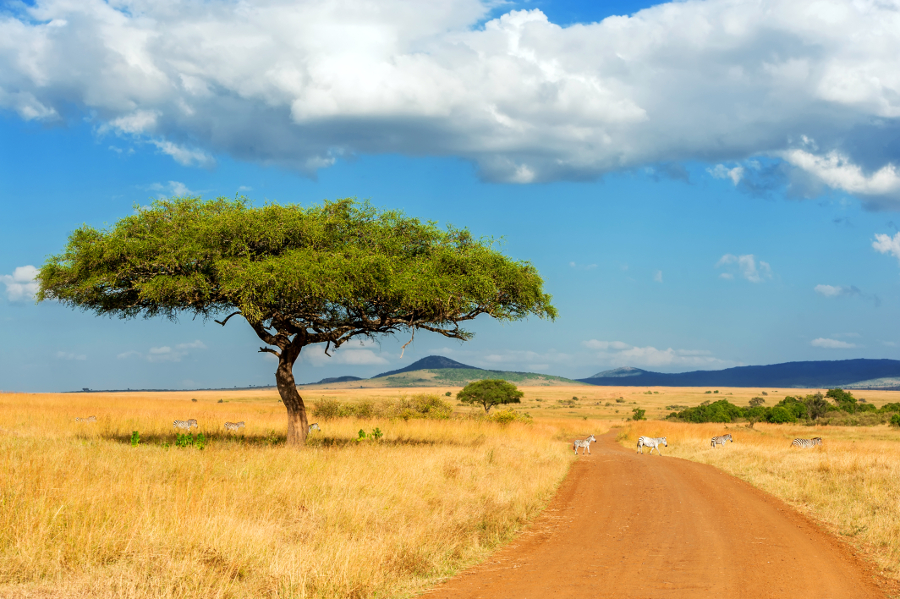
[422,430,887,599]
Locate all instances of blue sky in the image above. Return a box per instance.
[2,0,900,392]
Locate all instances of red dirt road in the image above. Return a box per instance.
[422,430,887,599]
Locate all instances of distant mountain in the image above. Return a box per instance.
[588,366,649,379]
[308,375,363,385]
[373,355,480,379]
[301,355,580,388]
[579,359,900,389]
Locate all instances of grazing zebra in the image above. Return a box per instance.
[308,422,321,433]
[791,437,822,448]
[711,434,733,448]
[75,416,97,422]
[173,419,196,430]
[573,434,596,455]
[637,436,667,455]
[223,421,245,431]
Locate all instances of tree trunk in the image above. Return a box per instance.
[275,349,308,447]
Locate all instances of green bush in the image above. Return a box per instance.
[312,398,341,420]
[632,408,646,421]
[768,406,795,424]
[891,414,900,427]
[487,408,532,425]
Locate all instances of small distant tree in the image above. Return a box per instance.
[37,197,556,446]
[748,396,766,408]
[631,407,646,421]
[457,379,523,414]
[804,393,829,420]
[826,388,857,413]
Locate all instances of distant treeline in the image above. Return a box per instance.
[668,388,900,426]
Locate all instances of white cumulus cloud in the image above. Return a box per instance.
[1,0,900,203]
[873,232,900,264]
[118,340,207,362]
[815,284,861,297]
[582,339,730,369]
[716,254,772,283]
[811,337,857,349]
[1,265,39,302]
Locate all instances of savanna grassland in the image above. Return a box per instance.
[0,388,606,599]
[619,419,900,583]
[6,384,900,597]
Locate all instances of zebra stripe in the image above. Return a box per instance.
[308,422,321,433]
[791,437,822,448]
[573,434,596,455]
[223,421,245,431]
[637,436,667,455]
[75,416,97,422]
[173,419,195,430]
[711,434,733,448]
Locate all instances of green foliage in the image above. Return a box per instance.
[37,196,556,333]
[826,388,859,413]
[217,399,224,403]
[631,408,646,421]
[457,379,523,413]
[891,414,900,428]
[803,393,829,420]
[615,398,625,403]
[191,398,197,402]
[175,432,206,449]
[130,431,140,447]
[768,406,795,424]
[444,391,451,397]
[674,399,743,423]
[880,402,900,413]
[356,427,385,442]
[486,408,532,425]
[312,395,453,421]
[669,389,881,425]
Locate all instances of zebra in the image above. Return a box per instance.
[173,419,196,430]
[75,416,97,422]
[308,422,321,434]
[223,421,245,431]
[791,437,822,448]
[573,434,596,455]
[637,436,667,455]
[711,434,733,448]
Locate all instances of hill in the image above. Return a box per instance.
[298,355,581,389]
[372,355,481,378]
[579,359,900,389]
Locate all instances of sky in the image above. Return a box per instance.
[2,0,900,392]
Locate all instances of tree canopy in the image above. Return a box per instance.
[456,379,524,413]
[38,196,556,445]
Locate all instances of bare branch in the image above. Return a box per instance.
[258,346,280,357]
[400,328,415,359]
[214,311,242,326]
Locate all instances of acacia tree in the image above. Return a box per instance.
[37,197,556,446]
[457,379,524,414]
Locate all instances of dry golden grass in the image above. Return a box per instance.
[619,420,900,580]
[0,390,608,599]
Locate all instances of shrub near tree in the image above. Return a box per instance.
[37,197,556,446]
[457,379,524,414]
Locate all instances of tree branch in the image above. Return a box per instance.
[214,311,242,326]
[258,346,280,357]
